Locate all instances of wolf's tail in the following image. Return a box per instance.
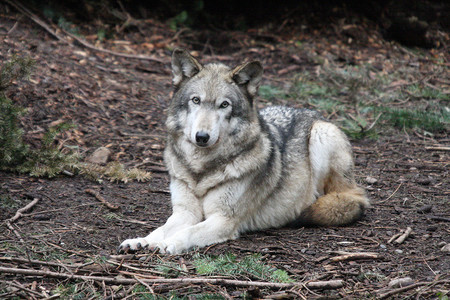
[291,175,370,227]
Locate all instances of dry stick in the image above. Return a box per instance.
[64,30,167,64]
[133,275,155,295]
[388,233,402,244]
[425,146,450,151]
[330,252,380,262]
[305,280,343,289]
[6,0,167,64]
[0,266,344,290]
[394,227,412,244]
[6,198,40,223]
[4,0,66,41]
[0,280,43,298]
[378,280,450,299]
[379,182,402,204]
[85,189,119,210]
[3,198,40,261]
[0,256,83,269]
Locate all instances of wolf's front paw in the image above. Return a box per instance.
[118,237,149,253]
[157,238,186,255]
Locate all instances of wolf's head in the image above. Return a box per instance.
[166,49,263,149]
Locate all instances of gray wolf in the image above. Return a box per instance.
[118,49,370,254]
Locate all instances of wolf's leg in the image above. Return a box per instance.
[156,213,238,254]
[304,121,370,226]
[118,179,202,253]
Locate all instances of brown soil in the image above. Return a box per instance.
[0,6,449,299]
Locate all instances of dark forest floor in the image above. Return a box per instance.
[0,4,449,299]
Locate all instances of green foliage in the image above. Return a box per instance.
[378,107,449,132]
[259,85,287,101]
[53,282,99,299]
[193,253,293,283]
[406,84,449,101]
[0,193,20,210]
[0,56,35,91]
[168,1,205,30]
[0,57,34,168]
[17,123,80,178]
[153,257,187,278]
[169,10,189,30]
[0,94,29,167]
[42,6,80,36]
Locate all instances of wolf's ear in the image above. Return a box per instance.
[172,49,203,87]
[231,61,263,98]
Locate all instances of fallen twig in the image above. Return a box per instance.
[0,256,82,268]
[394,227,412,244]
[304,280,343,289]
[0,266,345,290]
[430,216,450,222]
[64,30,167,64]
[5,0,168,64]
[425,146,450,151]
[6,197,40,223]
[379,182,402,203]
[378,280,450,299]
[4,0,66,41]
[388,233,402,244]
[330,252,380,262]
[85,189,119,210]
[0,280,43,298]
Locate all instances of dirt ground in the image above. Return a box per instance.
[0,5,449,299]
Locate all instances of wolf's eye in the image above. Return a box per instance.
[191,97,201,104]
[219,101,230,109]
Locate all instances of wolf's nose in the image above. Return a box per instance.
[195,131,210,146]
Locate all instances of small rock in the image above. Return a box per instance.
[395,249,403,254]
[365,176,378,184]
[427,225,438,232]
[87,147,111,164]
[380,244,387,250]
[417,178,432,186]
[417,204,433,213]
[389,277,414,288]
[441,243,450,253]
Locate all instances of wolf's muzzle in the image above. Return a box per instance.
[195,131,210,147]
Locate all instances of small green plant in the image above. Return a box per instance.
[259,85,287,101]
[53,282,99,299]
[406,84,450,101]
[154,258,187,278]
[0,57,34,168]
[193,253,293,283]
[378,107,449,132]
[0,193,20,210]
[17,123,80,178]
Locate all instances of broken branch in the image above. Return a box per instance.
[394,227,412,244]
[330,252,381,262]
[305,280,343,289]
[85,189,119,210]
[0,266,345,290]
[6,197,40,223]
